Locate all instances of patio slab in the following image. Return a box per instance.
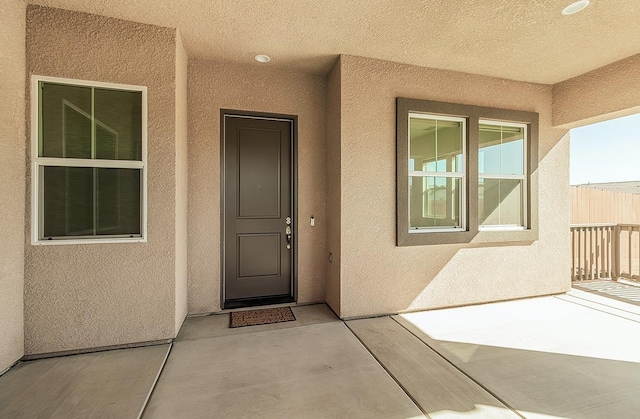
[5,295,640,418]
[395,294,640,419]
[0,344,169,419]
[573,279,640,306]
[558,288,640,323]
[143,321,425,419]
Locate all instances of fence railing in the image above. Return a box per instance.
[619,224,640,281]
[571,223,640,281]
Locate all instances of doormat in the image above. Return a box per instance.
[230,307,296,328]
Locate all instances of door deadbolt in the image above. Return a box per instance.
[285,225,292,250]
[285,217,292,249]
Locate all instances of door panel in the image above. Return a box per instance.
[238,234,281,278]
[238,128,281,218]
[224,116,292,302]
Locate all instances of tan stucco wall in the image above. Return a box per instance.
[25,6,178,354]
[553,54,640,128]
[337,55,571,318]
[325,59,341,316]
[175,31,188,334]
[0,0,26,371]
[187,59,327,313]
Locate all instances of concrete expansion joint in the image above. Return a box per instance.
[387,316,526,419]
[343,318,428,416]
[21,338,175,362]
[0,360,20,378]
[138,343,172,419]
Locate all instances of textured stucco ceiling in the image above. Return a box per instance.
[31,0,640,84]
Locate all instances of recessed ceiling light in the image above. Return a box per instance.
[562,0,590,15]
[254,54,271,63]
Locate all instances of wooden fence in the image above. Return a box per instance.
[571,186,640,224]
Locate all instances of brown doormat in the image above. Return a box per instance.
[230,307,296,328]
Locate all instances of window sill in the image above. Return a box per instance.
[409,228,465,234]
[32,237,146,246]
[479,226,527,231]
[473,227,538,244]
[398,229,478,246]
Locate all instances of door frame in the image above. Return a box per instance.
[220,109,298,309]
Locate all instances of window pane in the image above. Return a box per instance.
[479,123,524,175]
[501,126,524,175]
[42,166,141,238]
[435,120,462,172]
[96,168,141,235]
[43,166,93,236]
[479,125,501,174]
[410,116,463,173]
[410,117,436,170]
[40,83,142,161]
[410,176,461,229]
[41,83,92,158]
[479,178,523,226]
[94,88,143,160]
[96,124,116,159]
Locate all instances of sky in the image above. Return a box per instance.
[570,113,640,185]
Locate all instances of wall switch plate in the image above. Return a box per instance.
[310,216,315,227]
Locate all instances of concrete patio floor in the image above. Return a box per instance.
[2,283,640,418]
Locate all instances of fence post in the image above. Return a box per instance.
[613,224,620,281]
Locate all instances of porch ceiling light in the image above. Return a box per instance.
[562,0,590,15]
[254,54,271,63]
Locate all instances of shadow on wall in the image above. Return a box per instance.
[347,130,569,317]
[345,233,539,318]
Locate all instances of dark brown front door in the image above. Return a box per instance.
[223,114,293,304]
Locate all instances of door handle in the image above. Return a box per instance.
[285,226,292,250]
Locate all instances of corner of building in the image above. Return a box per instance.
[175,29,189,335]
[325,56,342,317]
[0,0,27,372]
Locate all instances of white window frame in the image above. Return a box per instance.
[478,119,527,231]
[408,113,466,233]
[31,75,148,245]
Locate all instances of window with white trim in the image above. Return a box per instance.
[478,121,527,229]
[409,114,465,231]
[397,98,539,246]
[32,77,147,244]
